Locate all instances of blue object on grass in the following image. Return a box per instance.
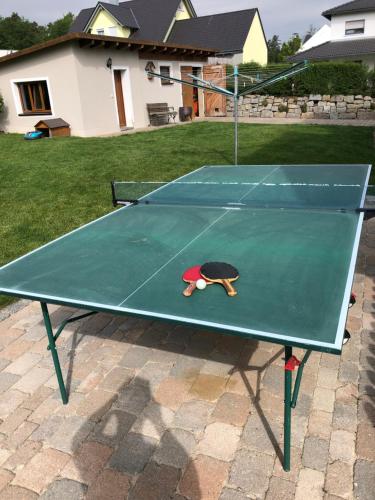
[24,131,43,140]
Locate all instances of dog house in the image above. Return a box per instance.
[34,118,70,138]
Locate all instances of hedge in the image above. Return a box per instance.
[226,62,373,96]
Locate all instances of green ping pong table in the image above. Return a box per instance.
[0,164,371,471]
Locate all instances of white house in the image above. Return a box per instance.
[299,25,331,52]
[0,33,215,136]
[291,0,375,68]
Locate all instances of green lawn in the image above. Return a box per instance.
[0,121,374,307]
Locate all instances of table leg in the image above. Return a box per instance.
[284,345,293,471]
[41,302,68,404]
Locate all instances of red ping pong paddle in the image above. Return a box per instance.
[182,265,209,297]
[200,262,239,296]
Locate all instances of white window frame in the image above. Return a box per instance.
[96,28,105,35]
[111,66,134,128]
[10,76,55,117]
[345,19,365,36]
[158,63,174,86]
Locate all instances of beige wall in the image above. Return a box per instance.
[73,48,203,134]
[243,11,268,65]
[0,44,84,135]
[0,42,207,136]
[89,8,131,37]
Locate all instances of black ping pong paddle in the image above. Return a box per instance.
[200,262,239,296]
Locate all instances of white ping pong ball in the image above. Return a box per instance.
[196,279,207,290]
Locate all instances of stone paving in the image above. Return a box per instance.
[0,223,374,499]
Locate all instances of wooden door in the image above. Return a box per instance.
[181,66,194,115]
[203,64,227,117]
[114,70,126,128]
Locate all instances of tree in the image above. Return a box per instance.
[0,12,74,50]
[267,35,282,63]
[46,13,74,40]
[0,13,46,50]
[280,34,302,61]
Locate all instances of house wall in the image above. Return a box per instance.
[0,44,85,135]
[208,53,243,66]
[89,8,131,37]
[331,11,375,40]
[73,48,202,135]
[0,43,207,136]
[175,1,192,21]
[242,11,268,65]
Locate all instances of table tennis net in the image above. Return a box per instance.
[112,180,369,211]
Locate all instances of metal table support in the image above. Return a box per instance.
[40,302,97,404]
[283,346,312,471]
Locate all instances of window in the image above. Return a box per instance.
[345,20,365,35]
[96,28,105,35]
[160,65,173,85]
[108,26,117,36]
[17,81,51,115]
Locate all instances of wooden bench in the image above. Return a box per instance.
[147,103,177,126]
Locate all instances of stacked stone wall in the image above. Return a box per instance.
[226,94,375,120]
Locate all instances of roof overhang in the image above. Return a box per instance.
[323,6,375,20]
[0,32,217,67]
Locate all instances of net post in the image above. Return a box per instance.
[40,302,68,404]
[284,345,293,471]
[111,181,117,207]
[234,65,239,166]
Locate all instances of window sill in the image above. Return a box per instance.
[18,112,52,117]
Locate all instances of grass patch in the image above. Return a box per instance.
[0,121,374,307]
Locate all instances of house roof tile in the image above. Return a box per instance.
[124,0,181,40]
[35,118,70,128]
[323,0,375,20]
[290,37,375,61]
[70,0,183,40]
[0,33,216,67]
[167,9,258,54]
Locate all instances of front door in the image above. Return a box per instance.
[114,70,126,128]
[181,66,194,116]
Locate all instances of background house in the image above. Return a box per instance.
[298,25,331,52]
[0,33,214,136]
[292,0,375,68]
[70,0,268,65]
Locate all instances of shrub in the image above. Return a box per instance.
[227,62,371,96]
[0,94,3,114]
[371,102,375,110]
[261,98,268,107]
[278,103,288,112]
[300,103,307,113]
[266,62,369,96]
